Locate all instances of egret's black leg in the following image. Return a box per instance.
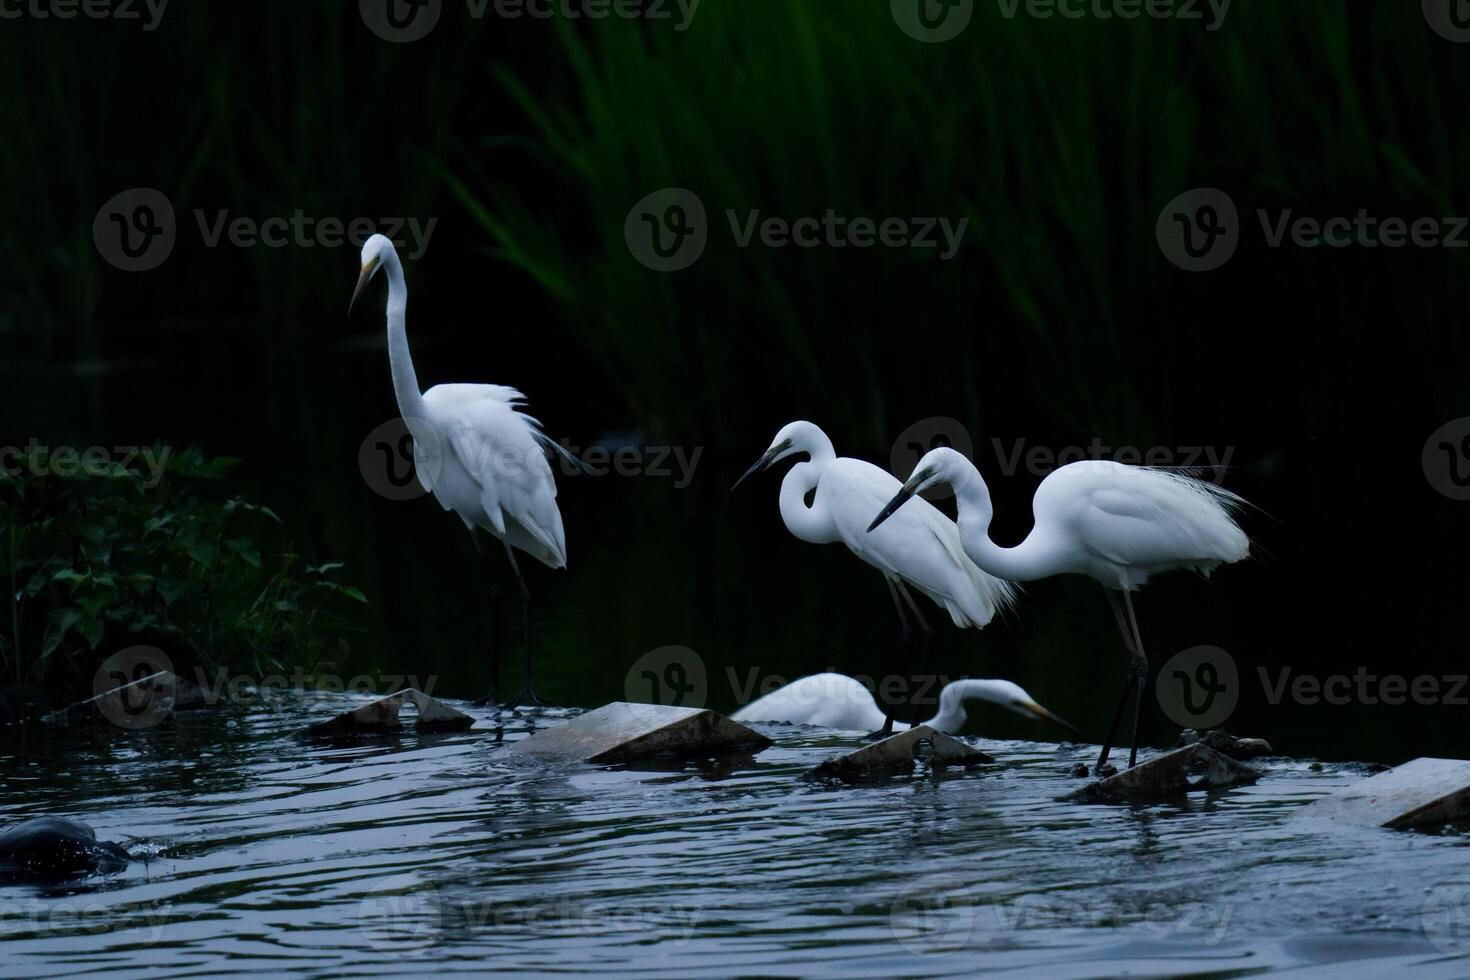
[896,582,934,728]
[1121,589,1150,769]
[1095,589,1141,772]
[863,577,912,741]
[469,529,506,709]
[502,542,547,711]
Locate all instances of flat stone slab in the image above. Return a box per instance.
[303,689,473,736]
[1064,744,1261,803]
[40,671,177,728]
[809,725,995,781]
[1294,757,1470,830]
[509,702,772,764]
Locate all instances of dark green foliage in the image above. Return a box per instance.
[0,448,364,692]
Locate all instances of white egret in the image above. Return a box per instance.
[732,421,1017,735]
[868,448,1250,770]
[350,234,569,707]
[732,671,1078,736]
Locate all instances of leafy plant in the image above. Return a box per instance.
[0,446,365,692]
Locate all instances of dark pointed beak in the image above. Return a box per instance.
[1019,700,1083,738]
[348,265,373,316]
[867,485,916,533]
[731,449,776,491]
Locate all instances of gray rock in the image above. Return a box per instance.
[0,817,129,880]
[1177,728,1275,761]
[810,725,995,781]
[509,702,771,764]
[1064,744,1261,803]
[1294,757,1470,830]
[303,689,474,736]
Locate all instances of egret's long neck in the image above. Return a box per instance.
[778,459,839,544]
[383,250,427,420]
[953,468,1053,582]
[925,680,998,733]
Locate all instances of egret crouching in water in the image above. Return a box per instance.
[733,672,1078,737]
[733,421,1016,735]
[869,448,1250,770]
[350,234,570,708]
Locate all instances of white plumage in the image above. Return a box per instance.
[869,447,1252,769]
[351,234,566,704]
[732,671,1077,736]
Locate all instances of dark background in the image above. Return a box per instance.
[2,1,1467,761]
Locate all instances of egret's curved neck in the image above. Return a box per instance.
[926,680,1002,733]
[779,457,839,544]
[383,250,427,420]
[952,467,1053,582]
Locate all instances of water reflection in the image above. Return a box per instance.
[3,696,1469,974]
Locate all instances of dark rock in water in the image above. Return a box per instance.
[0,817,130,880]
[1063,745,1260,804]
[1069,763,1090,778]
[1177,728,1275,762]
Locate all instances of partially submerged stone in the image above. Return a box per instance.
[1177,728,1275,762]
[40,671,177,729]
[509,702,771,764]
[0,817,129,881]
[810,725,995,781]
[1295,757,1470,831]
[303,689,474,736]
[1064,744,1260,803]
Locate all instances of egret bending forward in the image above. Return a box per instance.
[733,422,1016,734]
[733,672,1078,737]
[350,235,569,707]
[869,448,1249,770]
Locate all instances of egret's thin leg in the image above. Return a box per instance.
[896,581,934,727]
[869,577,912,739]
[1095,589,1141,771]
[503,542,545,711]
[470,529,505,709]
[1121,589,1150,769]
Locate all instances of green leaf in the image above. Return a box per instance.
[41,608,81,658]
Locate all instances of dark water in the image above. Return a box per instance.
[3,696,1470,977]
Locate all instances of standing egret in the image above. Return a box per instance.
[868,448,1250,770]
[733,671,1078,736]
[732,421,1016,734]
[350,234,569,708]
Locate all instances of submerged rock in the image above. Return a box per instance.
[510,702,771,764]
[1064,744,1261,803]
[1177,728,1275,762]
[302,689,475,736]
[810,725,994,781]
[0,817,130,881]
